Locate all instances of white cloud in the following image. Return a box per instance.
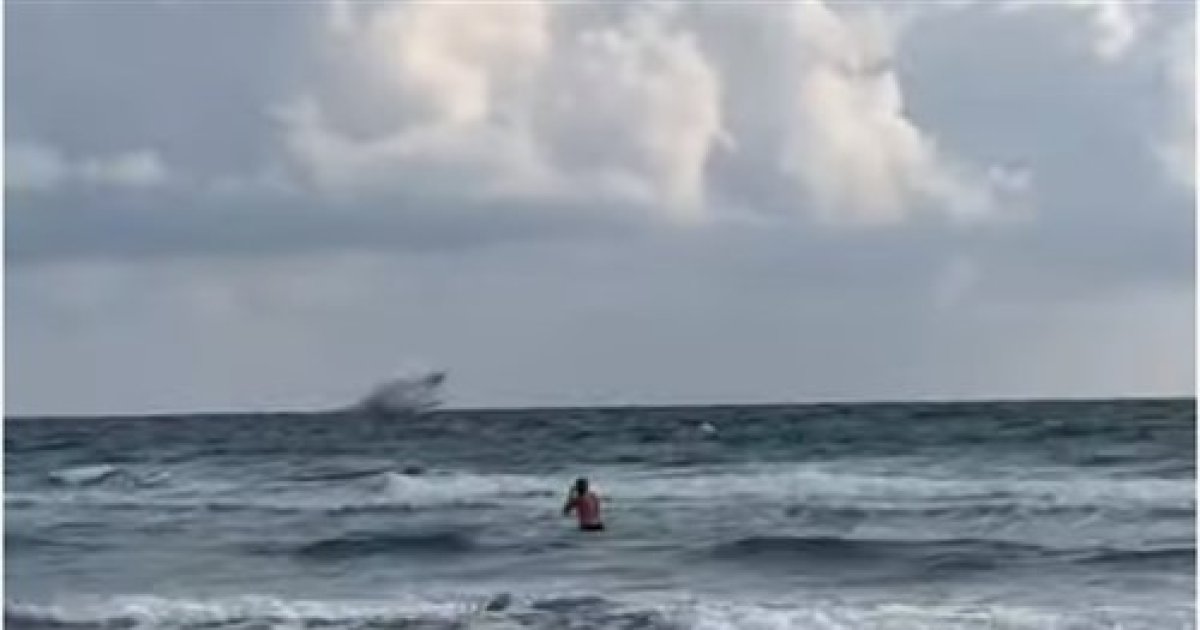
[532,5,728,219]
[6,142,169,191]
[272,2,552,199]
[274,95,545,200]
[780,3,1020,225]
[79,149,169,188]
[333,1,550,127]
[282,1,1019,227]
[1077,0,1151,62]
[279,2,727,222]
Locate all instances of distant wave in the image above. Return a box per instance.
[3,532,106,553]
[6,436,85,454]
[4,493,506,520]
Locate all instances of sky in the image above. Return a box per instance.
[5,0,1196,415]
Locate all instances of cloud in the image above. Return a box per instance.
[996,0,1151,62]
[332,0,550,127]
[279,1,1023,227]
[279,2,727,221]
[1076,0,1151,62]
[1157,21,1195,189]
[7,141,169,191]
[779,2,1023,225]
[1065,0,1151,62]
[274,2,549,199]
[5,142,67,191]
[991,0,1191,190]
[533,4,728,218]
[79,150,169,188]
[2,0,1188,274]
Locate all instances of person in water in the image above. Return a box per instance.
[562,477,604,531]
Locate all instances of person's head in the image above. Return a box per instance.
[574,477,589,494]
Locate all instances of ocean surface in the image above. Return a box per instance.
[5,399,1196,629]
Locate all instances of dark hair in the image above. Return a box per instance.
[574,478,589,493]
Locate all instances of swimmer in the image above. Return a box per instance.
[562,477,605,531]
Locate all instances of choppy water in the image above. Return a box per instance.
[5,399,1195,629]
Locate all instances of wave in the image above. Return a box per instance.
[4,491,501,517]
[372,470,558,502]
[1078,546,1197,569]
[47,464,122,486]
[5,436,86,454]
[710,535,1056,575]
[612,465,1196,511]
[781,502,1197,523]
[3,532,106,553]
[13,465,1195,523]
[47,464,169,488]
[7,468,553,515]
[708,534,1195,577]
[711,534,1034,559]
[5,591,1193,630]
[4,595,479,630]
[290,530,479,561]
[286,467,398,483]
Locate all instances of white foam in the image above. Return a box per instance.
[9,469,556,514]
[7,590,1192,630]
[609,463,1197,512]
[365,464,1195,514]
[375,471,559,504]
[46,464,174,489]
[661,596,1193,630]
[14,463,1194,517]
[7,594,479,628]
[48,464,122,486]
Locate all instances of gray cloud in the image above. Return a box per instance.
[6,2,316,176]
[6,184,644,266]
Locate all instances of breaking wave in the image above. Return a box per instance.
[6,592,1192,630]
[14,465,1194,519]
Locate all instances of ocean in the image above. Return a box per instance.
[5,399,1195,629]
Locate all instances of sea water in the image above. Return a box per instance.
[5,399,1194,628]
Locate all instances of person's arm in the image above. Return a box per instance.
[562,490,578,516]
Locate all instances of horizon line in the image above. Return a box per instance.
[6,392,1194,422]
